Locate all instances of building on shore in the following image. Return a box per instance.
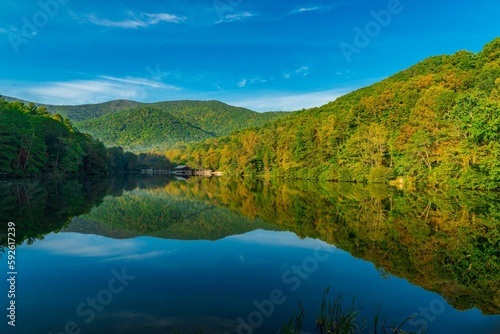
[172,165,192,176]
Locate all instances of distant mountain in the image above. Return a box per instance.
[74,101,287,151]
[1,97,289,151]
[75,106,216,151]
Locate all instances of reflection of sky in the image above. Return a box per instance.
[1,230,499,334]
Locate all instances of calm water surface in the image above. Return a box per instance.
[0,176,499,333]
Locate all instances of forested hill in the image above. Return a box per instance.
[1,97,143,122]
[168,38,500,190]
[2,97,289,152]
[0,100,112,177]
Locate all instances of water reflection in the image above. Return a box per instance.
[136,177,500,316]
[0,175,499,333]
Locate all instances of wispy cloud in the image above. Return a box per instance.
[216,11,255,24]
[237,79,247,88]
[104,251,169,262]
[297,7,323,13]
[229,230,339,251]
[295,66,310,76]
[236,76,274,88]
[283,66,310,80]
[269,5,335,21]
[144,13,184,24]
[1,75,181,105]
[100,75,179,90]
[227,88,350,111]
[29,233,141,257]
[86,12,185,29]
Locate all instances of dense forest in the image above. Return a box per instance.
[167,38,500,189]
[74,101,286,152]
[0,99,113,176]
[0,99,175,177]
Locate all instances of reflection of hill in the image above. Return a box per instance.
[0,175,176,247]
[155,177,499,315]
[66,188,280,240]
[0,179,109,247]
[3,175,498,315]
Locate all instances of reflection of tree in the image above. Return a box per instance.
[0,175,175,248]
[159,177,499,315]
[4,175,498,315]
[0,178,109,248]
[73,185,278,241]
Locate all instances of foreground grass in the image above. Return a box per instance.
[280,288,426,334]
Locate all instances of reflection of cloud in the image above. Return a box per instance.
[28,233,142,258]
[229,230,338,251]
[104,251,170,262]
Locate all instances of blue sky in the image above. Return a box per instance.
[0,0,499,111]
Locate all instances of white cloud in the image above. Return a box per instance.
[86,12,185,29]
[227,88,350,111]
[0,75,181,105]
[100,75,179,90]
[0,28,7,33]
[144,13,185,24]
[216,11,255,24]
[225,11,253,20]
[87,14,146,28]
[237,79,247,88]
[298,7,322,13]
[282,66,310,80]
[295,66,310,76]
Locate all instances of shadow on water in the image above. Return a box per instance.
[0,175,499,316]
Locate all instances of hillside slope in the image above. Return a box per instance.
[75,101,287,151]
[170,38,500,189]
[0,100,111,177]
[75,106,215,151]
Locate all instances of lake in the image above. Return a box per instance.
[0,175,499,334]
